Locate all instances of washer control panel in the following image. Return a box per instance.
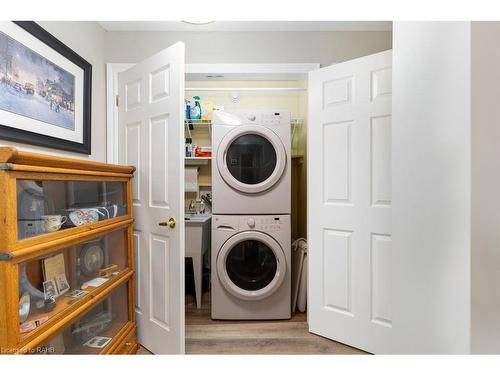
[214,215,290,232]
[246,218,256,228]
[241,216,286,231]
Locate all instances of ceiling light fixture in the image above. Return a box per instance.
[182,20,215,26]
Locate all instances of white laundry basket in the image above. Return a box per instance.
[291,238,307,313]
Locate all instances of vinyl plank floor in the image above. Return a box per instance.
[184,292,367,355]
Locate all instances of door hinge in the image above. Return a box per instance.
[115,94,120,107]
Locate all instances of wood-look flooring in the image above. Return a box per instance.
[137,291,366,355]
[185,292,366,355]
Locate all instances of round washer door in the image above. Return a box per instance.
[216,231,287,301]
[217,125,287,193]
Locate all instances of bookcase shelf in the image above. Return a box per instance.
[0,147,137,355]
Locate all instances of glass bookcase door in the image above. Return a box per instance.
[17,179,128,240]
[18,228,130,341]
[33,282,130,354]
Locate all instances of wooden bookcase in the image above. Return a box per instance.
[0,147,138,354]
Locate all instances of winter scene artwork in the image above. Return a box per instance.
[0,30,75,130]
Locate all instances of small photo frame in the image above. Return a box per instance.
[43,279,58,299]
[55,273,70,295]
[84,336,112,349]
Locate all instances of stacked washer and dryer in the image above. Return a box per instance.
[211,110,292,320]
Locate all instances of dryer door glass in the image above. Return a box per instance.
[225,134,277,185]
[225,239,277,291]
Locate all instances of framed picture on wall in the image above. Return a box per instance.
[0,21,92,154]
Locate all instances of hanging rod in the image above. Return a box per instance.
[185,87,306,92]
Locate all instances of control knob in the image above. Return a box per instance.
[247,218,256,228]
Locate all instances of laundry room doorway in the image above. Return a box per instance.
[182,64,315,353]
[108,55,393,354]
[110,61,316,353]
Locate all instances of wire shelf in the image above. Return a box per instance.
[184,118,305,140]
[184,119,212,125]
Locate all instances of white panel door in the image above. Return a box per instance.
[118,42,185,354]
[308,50,392,354]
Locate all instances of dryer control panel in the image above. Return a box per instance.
[213,214,290,232]
[213,110,291,127]
[257,112,291,127]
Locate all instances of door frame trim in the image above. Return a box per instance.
[106,63,320,164]
[106,63,134,164]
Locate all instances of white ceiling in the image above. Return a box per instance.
[98,21,392,32]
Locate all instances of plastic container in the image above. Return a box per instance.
[195,146,212,158]
[201,101,213,121]
[190,96,202,120]
[185,138,193,157]
[185,100,191,120]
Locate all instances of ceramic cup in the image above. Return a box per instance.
[41,215,67,233]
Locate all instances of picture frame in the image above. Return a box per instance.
[55,273,70,295]
[42,279,58,299]
[0,21,92,154]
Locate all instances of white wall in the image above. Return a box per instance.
[392,22,471,353]
[0,26,391,162]
[0,21,107,161]
[470,21,500,354]
[104,31,392,66]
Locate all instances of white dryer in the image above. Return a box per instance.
[212,110,291,214]
[211,214,291,320]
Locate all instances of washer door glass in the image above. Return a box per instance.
[226,134,277,185]
[225,239,277,291]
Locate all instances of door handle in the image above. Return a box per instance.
[159,218,176,228]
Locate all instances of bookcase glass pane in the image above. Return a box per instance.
[17,180,127,240]
[18,228,129,341]
[31,282,130,354]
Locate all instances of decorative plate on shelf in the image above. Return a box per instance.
[18,292,30,323]
[79,241,105,277]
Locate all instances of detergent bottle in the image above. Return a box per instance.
[190,96,202,120]
[185,99,191,120]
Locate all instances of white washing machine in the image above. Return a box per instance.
[211,214,291,320]
[212,110,291,214]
